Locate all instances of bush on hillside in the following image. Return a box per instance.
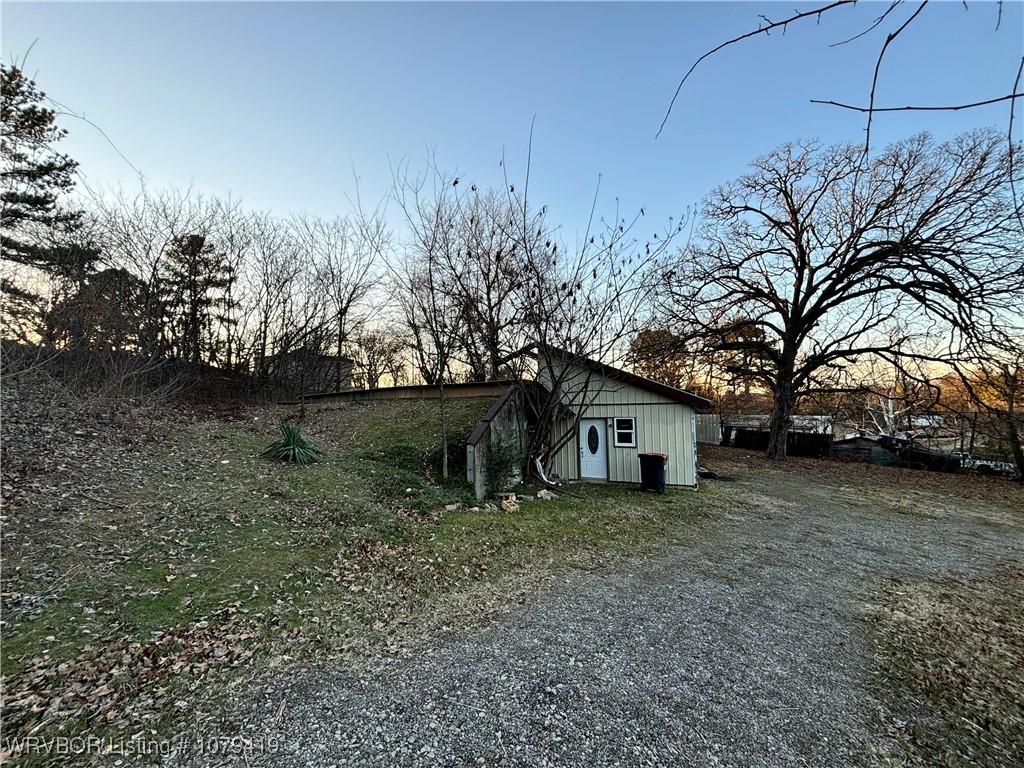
[262,423,322,465]
[485,439,521,497]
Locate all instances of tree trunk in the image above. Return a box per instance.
[767,375,795,460]
[1006,372,1023,482]
[337,320,344,391]
[439,381,449,480]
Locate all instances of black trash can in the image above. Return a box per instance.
[638,452,668,494]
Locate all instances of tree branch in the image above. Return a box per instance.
[812,92,1024,113]
[862,0,929,155]
[829,0,903,47]
[656,0,858,138]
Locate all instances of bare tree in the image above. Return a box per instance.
[350,327,407,389]
[236,210,301,378]
[390,165,466,385]
[658,1,1022,156]
[444,188,528,379]
[212,198,251,372]
[386,145,688,478]
[266,249,333,401]
[857,351,940,438]
[88,184,218,357]
[665,130,1023,459]
[293,213,380,390]
[9,174,395,401]
[502,168,689,477]
[953,329,1024,479]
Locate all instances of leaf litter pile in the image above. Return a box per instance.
[867,567,1024,767]
[3,603,257,738]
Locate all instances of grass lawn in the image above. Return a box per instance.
[1,395,719,762]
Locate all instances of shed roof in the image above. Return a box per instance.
[535,344,714,411]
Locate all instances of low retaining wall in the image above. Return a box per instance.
[281,380,513,405]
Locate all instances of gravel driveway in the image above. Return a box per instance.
[187,463,1023,768]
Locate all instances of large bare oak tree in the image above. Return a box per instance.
[666,129,1023,458]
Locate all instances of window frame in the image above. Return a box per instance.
[612,417,637,448]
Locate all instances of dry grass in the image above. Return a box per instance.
[701,444,1024,508]
[868,568,1024,767]
[703,444,1024,766]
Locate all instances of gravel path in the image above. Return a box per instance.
[187,471,1023,768]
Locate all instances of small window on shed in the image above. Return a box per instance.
[613,417,636,447]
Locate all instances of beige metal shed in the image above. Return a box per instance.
[541,351,711,489]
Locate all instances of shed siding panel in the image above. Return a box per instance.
[548,403,697,487]
[552,366,678,409]
[541,363,698,488]
[549,416,580,481]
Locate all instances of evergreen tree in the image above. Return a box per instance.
[1,63,91,277]
[162,234,236,365]
[44,267,150,350]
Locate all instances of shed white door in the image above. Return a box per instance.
[579,418,608,480]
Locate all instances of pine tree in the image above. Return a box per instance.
[1,63,91,276]
[162,234,236,365]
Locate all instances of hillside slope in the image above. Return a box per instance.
[1,384,711,764]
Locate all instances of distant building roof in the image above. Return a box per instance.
[725,414,833,433]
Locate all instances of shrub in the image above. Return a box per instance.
[262,423,322,465]
[485,439,521,497]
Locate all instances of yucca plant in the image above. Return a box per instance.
[262,423,322,465]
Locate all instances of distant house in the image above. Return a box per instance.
[265,348,355,393]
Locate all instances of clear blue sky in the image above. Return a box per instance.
[4,1,1022,236]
